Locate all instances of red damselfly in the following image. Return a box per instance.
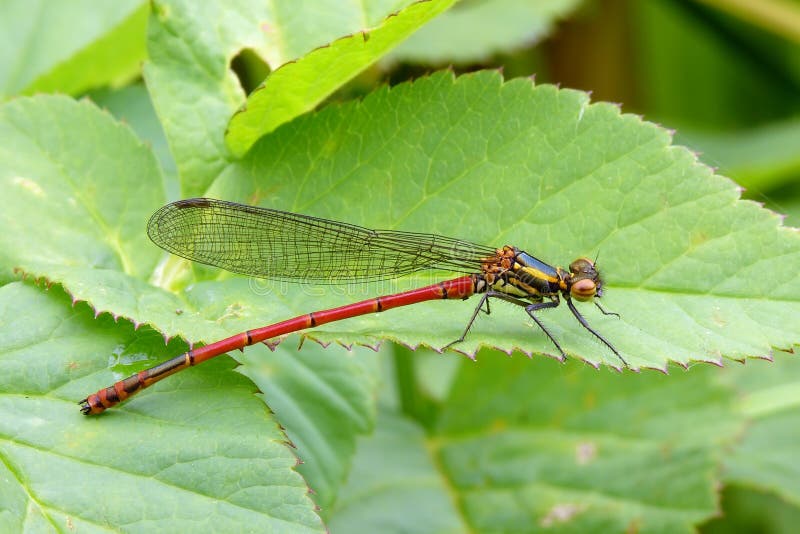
[81,198,626,414]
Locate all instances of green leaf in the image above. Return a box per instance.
[0,94,380,511]
[700,486,800,534]
[225,0,456,157]
[328,408,466,533]
[1,70,798,530]
[211,71,800,369]
[88,83,178,184]
[145,0,446,197]
[678,117,800,193]
[0,282,324,532]
[721,355,800,506]
[0,0,147,98]
[778,191,800,229]
[436,356,740,531]
[236,342,380,514]
[5,73,800,372]
[389,0,582,64]
[0,95,165,281]
[330,354,743,532]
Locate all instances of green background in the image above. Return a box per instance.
[1,1,798,532]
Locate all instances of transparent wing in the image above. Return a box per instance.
[147,198,498,283]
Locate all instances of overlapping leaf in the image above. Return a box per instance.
[330,354,744,533]
[144,0,449,196]
[225,0,455,156]
[328,408,466,533]
[236,342,379,515]
[0,283,323,532]
[0,0,147,98]
[436,355,741,532]
[721,354,800,506]
[0,94,379,516]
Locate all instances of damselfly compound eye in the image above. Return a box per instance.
[569,257,595,275]
[571,278,597,301]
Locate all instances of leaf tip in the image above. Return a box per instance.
[757,352,775,363]
[684,357,724,369]
[609,362,627,373]
[397,339,421,352]
[262,337,283,351]
[336,340,354,351]
[582,357,600,370]
[355,340,381,352]
[497,345,513,357]
[675,359,693,371]
[447,345,476,360]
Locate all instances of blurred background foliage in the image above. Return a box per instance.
[3,0,798,531]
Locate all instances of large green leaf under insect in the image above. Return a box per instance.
[4,72,799,373]
[208,71,800,370]
[1,65,799,533]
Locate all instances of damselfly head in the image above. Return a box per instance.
[568,257,602,301]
